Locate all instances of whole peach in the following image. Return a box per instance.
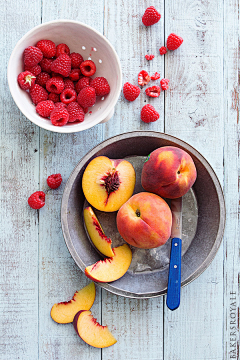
[141,146,197,199]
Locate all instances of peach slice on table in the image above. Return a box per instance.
[85,244,132,283]
[50,282,95,324]
[73,310,117,348]
[83,206,115,257]
[82,156,136,212]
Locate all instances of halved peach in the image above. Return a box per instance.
[82,156,136,212]
[85,244,132,282]
[84,206,115,257]
[73,310,117,348]
[50,282,95,324]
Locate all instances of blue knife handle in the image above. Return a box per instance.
[166,238,182,311]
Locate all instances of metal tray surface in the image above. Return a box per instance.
[61,131,226,298]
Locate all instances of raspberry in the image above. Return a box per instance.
[77,86,96,108]
[123,82,140,101]
[67,102,85,123]
[50,107,69,126]
[75,77,91,93]
[80,60,96,77]
[23,46,43,67]
[30,84,48,105]
[24,65,42,76]
[64,78,75,90]
[159,46,167,55]
[151,72,161,80]
[55,102,67,108]
[51,54,71,77]
[60,88,77,104]
[83,107,89,114]
[48,92,60,103]
[90,77,110,96]
[46,76,65,94]
[160,78,170,90]
[145,85,161,97]
[142,6,161,26]
[36,72,51,88]
[28,191,45,209]
[166,33,183,51]
[47,173,62,189]
[141,104,159,123]
[36,39,56,58]
[70,52,84,68]
[145,54,155,61]
[17,71,36,91]
[39,58,53,73]
[51,71,63,78]
[138,70,151,86]
[36,100,55,118]
[56,43,70,57]
[69,68,81,81]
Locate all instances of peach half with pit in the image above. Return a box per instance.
[82,156,136,212]
[50,282,95,324]
[73,310,117,348]
[85,244,132,282]
[116,192,172,249]
[141,146,197,199]
[83,206,114,257]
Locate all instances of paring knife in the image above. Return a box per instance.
[166,197,182,311]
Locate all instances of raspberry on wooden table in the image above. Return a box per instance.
[36,39,56,58]
[123,82,140,101]
[28,191,45,209]
[151,72,161,80]
[69,69,81,82]
[56,43,70,57]
[70,52,84,68]
[90,77,110,96]
[159,46,167,55]
[145,85,161,97]
[80,60,96,77]
[36,100,55,118]
[36,72,51,88]
[77,86,96,108]
[67,102,85,123]
[47,173,62,189]
[23,46,43,67]
[142,6,161,26]
[50,107,69,126]
[39,58,53,73]
[75,77,92,93]
[46,76,65,94]
[141,104,160,123]
[51,54,71,77]
[48,92,60,103]
[24,64,41,76]
[30,84,48,105]
[166,33,183,50]
[17,71,36,91]
[145,54,155,61]
[160,78,170,90]
[60,88,77,104]
[138,70,151,86]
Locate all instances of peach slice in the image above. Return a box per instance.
[50,282,95,324]
[83,206,115,257]
[73,310,117,348]
[82,156,136,212]
[85,244,132,282]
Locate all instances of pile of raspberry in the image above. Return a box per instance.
[17,40,110,127]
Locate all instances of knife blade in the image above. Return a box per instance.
[166,197,182,311]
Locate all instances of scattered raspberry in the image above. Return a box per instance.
[138,70,151,86]
[67,102,85,123]
[90,77,110,96]
[17,71,36,90]
[50,107,69,126]
[36,39,56,58]
[46,76,65,94]
[160,78,170,90]
[36,100,55,118]
[47,173,62,189]
[75,77,91,93]
[60,88,77,104]
[51,54,71,77]
[166,33,183,51]
[159,46,167,55]
[123,82,140,101]
[23,46,43,67]
[24,65,42,76]
[36,72,51,88]
[64,78,75,90]
[80,60,96,77]
[141,104,159,123]
[55,102,67,108]
[30,84,48,105]
[145,54,155,61]
[142,6,161,26]
[77,86,96,108]
[39,58,53,73]
[151,72,161,80]
[28,191,45,209]
[56,43,70,57]
[69,68,81,82]
[70,52,84,68]
[48,92,60,103]
[145,85,161,97]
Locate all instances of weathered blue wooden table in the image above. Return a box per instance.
[0,0,239,359]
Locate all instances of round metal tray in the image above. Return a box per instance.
[61,131,226,298]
